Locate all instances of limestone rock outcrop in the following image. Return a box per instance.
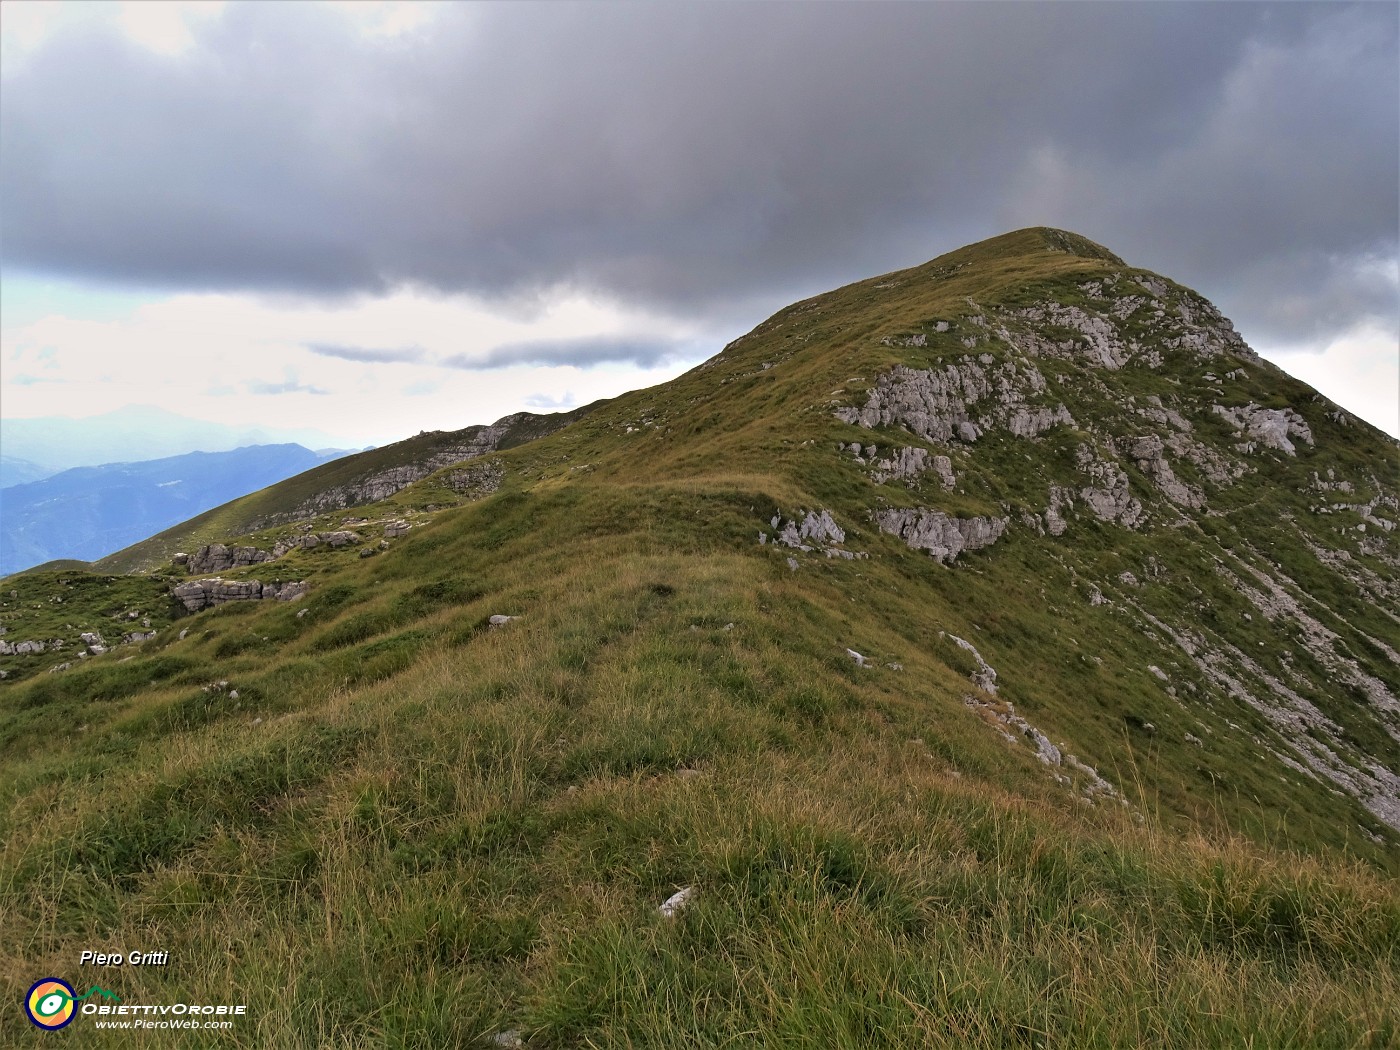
[187,543,276,574]
[1212,403,1314,455]
[172,578,309,613]
[844,443,957,489]
[766,510,867,560]
[1121,435,1203,509]
[876,508,1009,563]
[0,639,50,655]
[837,359,1074,445]
[1076,445,1145,528]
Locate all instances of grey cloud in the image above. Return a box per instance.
[307,343,426,364]
[247,380,330,396]
[1,2,1394,346]
[443,336,692,371]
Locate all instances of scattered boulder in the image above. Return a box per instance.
[659,886,696,918]
[489,614,518,627]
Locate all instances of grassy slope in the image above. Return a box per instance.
[2,229,1397,1047]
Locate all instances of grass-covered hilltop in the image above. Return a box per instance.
[3,228,1397,1048]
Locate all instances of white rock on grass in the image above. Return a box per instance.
[488,614,518,626]
[659,887,696,918]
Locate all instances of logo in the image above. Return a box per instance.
[25,979,77,1030]
[24,979,121,1030]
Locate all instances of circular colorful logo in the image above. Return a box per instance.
[26,978,77,1030]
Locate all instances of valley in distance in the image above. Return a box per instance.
[2,228,1397,1048]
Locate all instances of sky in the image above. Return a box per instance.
[1,0,1396,448]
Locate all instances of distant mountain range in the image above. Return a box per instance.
[0,405,358,475]
[0,456,54,490]
[0,443,356,575]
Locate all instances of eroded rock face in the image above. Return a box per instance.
[172,578,309,613]
[1212,403,1314,455]
[876,508,1008,563]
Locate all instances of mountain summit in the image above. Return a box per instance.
[2,229,1397,1046]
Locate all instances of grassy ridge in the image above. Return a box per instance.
[92,403,602,575]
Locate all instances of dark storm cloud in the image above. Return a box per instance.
[307,344,426,365]
[1,2,1394,347]
[442,336,688,371]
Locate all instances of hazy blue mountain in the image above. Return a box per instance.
[0,456,55,489]
[0,405,358,473]
[0,444,354,575]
